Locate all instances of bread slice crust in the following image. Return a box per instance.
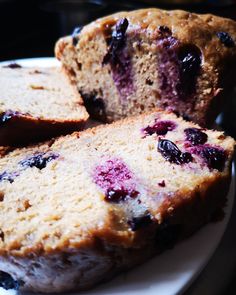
[0,66,89,146]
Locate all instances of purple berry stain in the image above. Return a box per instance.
[103,18,134,100]
[143,120,176,136]
[184,128,208,146]
[19,152,59,170]
[93,158,139,203]
[158,139,193,165]
[191,145,227,171]
[157,34,180,101]
[157,26,202,102]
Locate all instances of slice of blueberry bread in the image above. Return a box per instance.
[0,110,234,293]
[56,8,236,126]
[0,65,89,146]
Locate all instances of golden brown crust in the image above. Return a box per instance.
[0,113,87,147]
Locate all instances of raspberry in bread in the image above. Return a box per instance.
[0,65,89,146]
[56,8,236,126]
[0,110,234,293]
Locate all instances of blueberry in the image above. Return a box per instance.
[192,145,227,171]
[184,128,208,146]
[158,139,193,165]
[203,147,226,171]
[158,26,172,37]
[105,188,139,203]
[103,18,129,65]
[143,120,176,136]
[178,45,201,75]
[158,139,181,163]
[0,271,19,290]
[79,91,106,120]
[0,171,19,183]
[0,230,4,241]
[216,32,234,47]
[0,110,19,125]
[181,152,193,163]
[128,213,152,231]
[178,45,202,96]
[19,152,59,170]
[146,78,153,85]
[158,180,166,187]
[72,26,83,46]
[182,114,191,121]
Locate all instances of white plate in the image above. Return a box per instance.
[1,58,60,68]
[0,58,235,295]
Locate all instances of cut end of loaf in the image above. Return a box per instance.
[55,8,236,127]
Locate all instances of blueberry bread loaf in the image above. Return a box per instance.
[0,65,89,146]
[0,110,234,293]
[56,8,236,126]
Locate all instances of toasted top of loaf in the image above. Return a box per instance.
[0,110,234,256]
[71,8,236,67]
[0,66,88,122]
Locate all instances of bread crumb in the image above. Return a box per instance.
[29,84,45,90]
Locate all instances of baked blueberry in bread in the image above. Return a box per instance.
[56,8,236,126]
[0,110,233,293]
[0,66,89,146]
[0,271,19,291]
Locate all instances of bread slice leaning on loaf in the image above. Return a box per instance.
[56,8,236,126]
[0,110,234,293]
[0,65,89,146]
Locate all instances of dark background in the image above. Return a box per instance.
[0,1,236,294]
[0,0,236,62]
